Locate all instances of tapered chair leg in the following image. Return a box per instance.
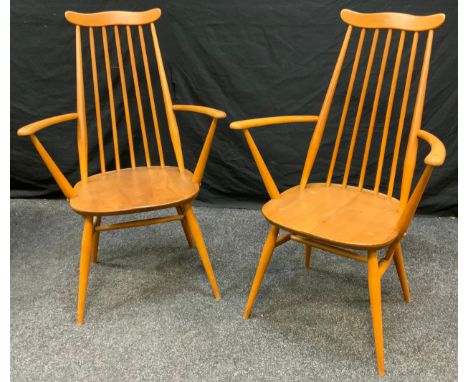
[243,225,279,319]
[182,204,220,299]
[393,243,410,303]
[77,216,94,326]
[177,206,193,248]
[368,250,385,376]
[304,244,312,270]
[90,216,101,263]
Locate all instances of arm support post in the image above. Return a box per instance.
[397,130,446,237]
[17,113,78,199]
[172,104,227,184]
[230,115,319,199]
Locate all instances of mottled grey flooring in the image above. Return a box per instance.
[11,199,457,381]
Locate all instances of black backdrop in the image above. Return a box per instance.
[11,0,457,215]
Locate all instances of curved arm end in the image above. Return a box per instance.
[417,130,446,167]
[17,113,78,137]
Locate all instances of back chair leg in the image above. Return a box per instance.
[304,244,312,270]
[182,204,220,300]
[368,249,385,376]
[91,216,101,263]
[77,216,94,325]
[177,206,193,248]
[393,242,410,303]
[243,225,279,319]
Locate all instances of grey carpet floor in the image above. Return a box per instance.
[11,199,457,381]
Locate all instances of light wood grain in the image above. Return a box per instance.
[17,113,77,136]
[18,8,226,325]
[65,9,162,27]
[70,166,199,216]
[234,9,446,375]
[263,184,400,249]
[341,9,445,31]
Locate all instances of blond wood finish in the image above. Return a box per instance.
[70,167,199,216]
[76,26,88,183]
[244,130,280,199]
[151,23,184,172]
[172,104,227,184]
[265,184,401,249]
[139,25,165,167]
[417,130,446,166]
[17,113,78,136]
[343,29,380,187]
[374,31,406,193]
[114,26,136,169]
[77,216,93,325]
[102,26,120,170]
[357,30,390,189]
[230,116,319,199]
[30,135,76,199]
[388,33,419,197]
[230,115,318,130]
[176,206,193,248]
[18,9,225,325]
[368,249,384,376]
[400,30,434,208]
[231,9,446,376]
[341,9,445,31]
[173,104,227,119]
[327,29,366,185]
[243,225,279,319]
[95,215,183,231]
[127,25,151,167]
[300,26,352,188]
[291,235,368,263]
[393,243,410,302]
[89,28,106,173]
[183,204,221,299]
[65,9,162,27]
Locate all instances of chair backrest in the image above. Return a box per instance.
[65,9,184,183]
[299,9,445,207]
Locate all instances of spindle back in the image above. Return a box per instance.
[299,9,445,206]
[65,9,184,182]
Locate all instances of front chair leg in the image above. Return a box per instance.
[176,206,193,248]
[243,225,279,319]
[182,204,220,299]
[368,249,385,376]
[304,244,312,270]
[90,216,101,263]
[77,216,94,325]
[393,243,410,303]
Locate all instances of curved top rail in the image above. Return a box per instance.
[340,9,445,31]
[65,8,161,27]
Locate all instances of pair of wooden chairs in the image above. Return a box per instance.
[17,8,446,376]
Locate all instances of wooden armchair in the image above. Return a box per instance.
[17,9,226,325]
[230,9,446,376]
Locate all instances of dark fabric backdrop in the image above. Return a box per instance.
[11,0,457,215]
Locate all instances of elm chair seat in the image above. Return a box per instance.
[262,184,400,249]
[70,166,199,215]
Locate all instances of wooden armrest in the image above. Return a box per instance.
[172,104,226,119]
[230,115,319,130]
[417,130,446,167]
[172,105,225,183]
[17,113,78,136]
